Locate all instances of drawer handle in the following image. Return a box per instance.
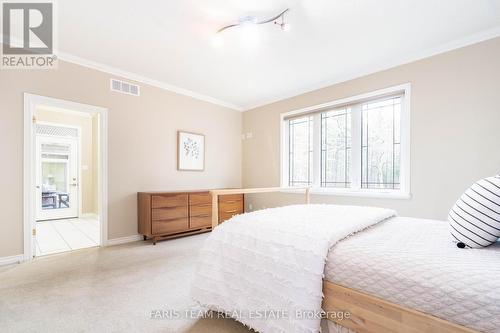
[225,209,239,213]
[196,214,210,218]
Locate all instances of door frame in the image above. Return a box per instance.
[24,93,108,261]
[35,121,82,220]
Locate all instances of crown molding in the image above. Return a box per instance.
[241,25,500,111]
[0,36,243,111]
[4,25,500,113]
[56,52,244,111]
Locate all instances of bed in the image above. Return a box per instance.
[191,187,500,333]
[324,216,500,333]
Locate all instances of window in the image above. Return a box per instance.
[281,84,410,198]
[361,97,401,189]
[288,116,313,186]
[321,108,351,188]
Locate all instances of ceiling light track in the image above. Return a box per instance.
[216,8,290,34]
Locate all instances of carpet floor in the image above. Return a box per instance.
[0,233,253,333]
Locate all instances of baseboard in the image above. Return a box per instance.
[80,213,99,219]
[0,254,24,266]
[106,234,142,246]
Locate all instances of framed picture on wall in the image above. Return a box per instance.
[177,131,205,171]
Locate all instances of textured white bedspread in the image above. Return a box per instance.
[325,216,500,333]
[191,204,395,333]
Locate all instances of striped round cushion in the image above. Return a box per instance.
[448,175,500,248]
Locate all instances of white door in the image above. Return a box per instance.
[36,135,79,221]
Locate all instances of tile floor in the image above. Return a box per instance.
[35,217,100,256]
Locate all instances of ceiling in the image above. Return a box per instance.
[54,1,500,110]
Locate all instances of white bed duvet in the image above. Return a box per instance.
[191,204,395,333]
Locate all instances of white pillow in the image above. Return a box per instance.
[448,175,500,248]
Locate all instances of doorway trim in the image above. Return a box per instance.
[24,93,108,261]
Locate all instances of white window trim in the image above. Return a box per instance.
[280,83,411,199]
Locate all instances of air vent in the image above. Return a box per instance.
[110,78,140,96]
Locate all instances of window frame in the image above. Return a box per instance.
[280,83,411,199]
[287,115,314,187]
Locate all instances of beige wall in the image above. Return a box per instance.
[35,108,98,215]
[2,38,500,257]
[242,37,500,220]
[0,60,241,257]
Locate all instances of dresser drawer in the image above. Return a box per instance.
[190,215,211,229]
[219,211,241,223]
[152,206,188,220]
[151,194,188,208]
[219,200,243,215]
[219,194,243,203]
[190,204,211,217]
[189,192,211,206]
[152,218,188,235]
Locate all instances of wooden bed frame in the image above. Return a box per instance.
[210,187,480,333]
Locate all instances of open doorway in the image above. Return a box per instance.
[24,94,108,259]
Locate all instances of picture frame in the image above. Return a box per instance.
[177,131,205,171]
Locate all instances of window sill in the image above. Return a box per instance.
[280,187,412,200]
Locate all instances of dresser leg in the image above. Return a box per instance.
[143,235,147,241]
[153,238,157,245]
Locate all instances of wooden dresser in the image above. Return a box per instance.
[217,194,244,223]
[138,190,243,244]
